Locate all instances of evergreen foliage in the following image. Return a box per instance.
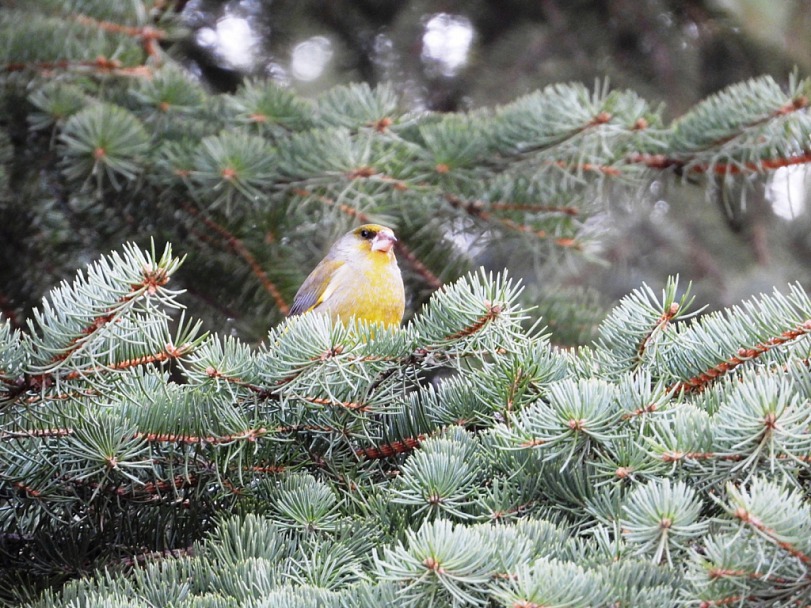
[1,2,811,607]
[0,242,810,606]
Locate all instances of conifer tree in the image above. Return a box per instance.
[1,2,811,607]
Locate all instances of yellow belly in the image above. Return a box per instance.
[318,256,405,326]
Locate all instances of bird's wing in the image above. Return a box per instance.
[288,258,346,316]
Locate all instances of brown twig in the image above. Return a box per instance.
[2,58,153,77]
[356,435,426,459]
[734,507,811,565]
[135,427,267,445]
[71,14,165,57]
[671,319,811,394]
[659,451,811,463]
[0,428,73,441]
[250,464,287,474]
[445,194,582,250]
[183,203,290,314]
[394,240,443,289]
[62,343,192,380]
[46,262,170,366]
[489,201,579,216]
[698,596,756,608]
[629,150,811,175]
[636,302,680,363]
[303,396,369,412]
[442,302,503,342]
[120,547,195,568]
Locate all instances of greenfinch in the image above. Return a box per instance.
[288,224,405,327]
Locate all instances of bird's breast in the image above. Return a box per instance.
[324,253,405,326]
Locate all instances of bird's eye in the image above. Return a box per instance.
[360,229,373,239]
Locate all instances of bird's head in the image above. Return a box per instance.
[350,224,398,255]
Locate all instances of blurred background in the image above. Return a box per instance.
[177,0,811,114]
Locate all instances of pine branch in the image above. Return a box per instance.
[731,513,811,568]
[392,241,444,290]
[698,595,757,608]
[637,303,681,362]
[70,14,165,56]
[62,342,193,380]
[135,427,267,445]
[182,203,290,314]
[440,301,504,342]
[26,242,184,373]
[355,435,426,460]
[629,149,811,174]
[119,546,195,568]
[444,194,582,250]
[595,276,696,378]
[2,59,153,77]
[489,201,579,216]
[671,318,811,394]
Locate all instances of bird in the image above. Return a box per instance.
[288,224,405,327]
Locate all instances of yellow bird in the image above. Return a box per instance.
[288,224,405,327]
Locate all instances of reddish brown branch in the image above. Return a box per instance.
[698,597,756,608]
[48,262,170,366]
[2,58,152,77]
[22,386,98,406]
[445,194,582,250]
[494,150,811,179]
[62,343,192,380]
[734,507,811,565]
[394,240,443,289]
[136,427,267,445]
[707,567,793,585]
[120,547,195,568]
[268,346,360,391]
[488,498,535,521]
[72,15,165,57]
[205,367,269,396]
[443,302,503,342]
[666,94,809,163]
[659,451,811,463]
[629,150,811,175]
[250,464,287,473]
[504,368,524,417]
[112,474,200,499]
[292,187,371,223]
[671,319,811,393]
[637,302,680,362]
[137,475,196,496]
[276,423,347,435]
[621,403,659,421]
[661,451,745,463]
[346,166,377,180]
[183,203,290,314]
[1,428,73,441]
[553,160,622,176]
[13,482,42,498]
[489,201,579,216]
[356,435,426,459]
[303,396,369,412]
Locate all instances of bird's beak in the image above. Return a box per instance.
[371,229,397,253]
